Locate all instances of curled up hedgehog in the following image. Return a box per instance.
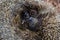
[11,0,58,40]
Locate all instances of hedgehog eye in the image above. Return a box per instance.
[24,11,30,19]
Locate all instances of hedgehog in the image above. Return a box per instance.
[11,0,58,40]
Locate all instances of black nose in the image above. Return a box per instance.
[27,17,38,31]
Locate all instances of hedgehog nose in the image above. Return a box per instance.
[27,17,38,31]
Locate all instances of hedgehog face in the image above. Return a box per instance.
[20,2,40,31]
[21,9,39,31]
